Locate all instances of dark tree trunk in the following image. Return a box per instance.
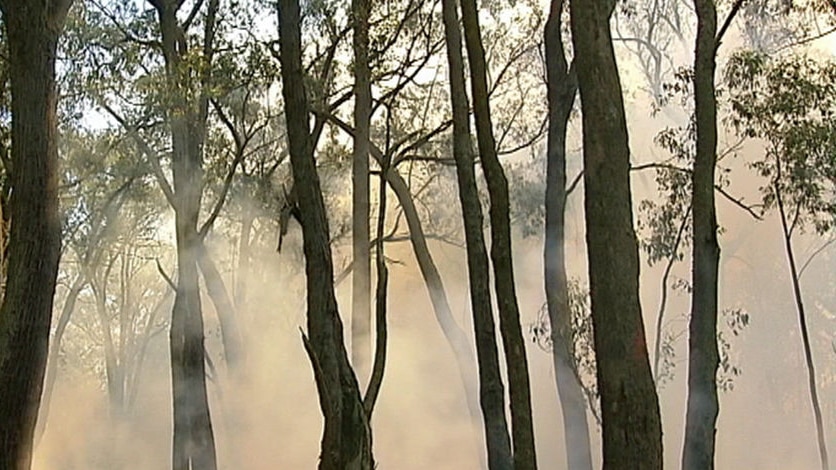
[458,0,537,467]
[440,0,513,467]
[543,1,593,468]
[277,0,373,467]
[150,0,220,468]
[570,0,663,468]
[682,0,721,468]
[0,1,70,467]
[351,0,372,384]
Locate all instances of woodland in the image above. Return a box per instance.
[0,0,836,469]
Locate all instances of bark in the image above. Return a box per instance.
[278,0,373,467]
[0,1,70,467]
[441,0,513,467]
[570,0,663,467]
[351,0,372,384]
[543,1,592,468]
[682,0,721,467]
[459,0,537,467]
[150,0,220,468]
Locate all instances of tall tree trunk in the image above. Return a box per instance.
[440,0,513,467]
[458,0,537,467]
[0,1,70,467]
[151,0,220,468]
[774,178,829,470]
[570,0,663,468]
[543,1,592,468]
[682,0,721,468]
[277,0,373,467]
[351,0,372,384]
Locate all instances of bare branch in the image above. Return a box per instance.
[715,0,746,52]
[99,101,177,207]
[716,186,763,220]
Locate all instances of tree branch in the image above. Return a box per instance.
[99,102,177,207]
[715,0,746,52]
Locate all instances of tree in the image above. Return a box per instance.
[543,0,593,468]
[351,0,372,384]
[145,0,221,467]
[277,0,374,466]
[570,0,663,467]
[726,51,836,470]
[440,0,513,465]
[0,0,73,468]
[682,0,743,468]
[458,0,538,466]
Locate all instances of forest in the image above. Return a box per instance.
[0,0,835,468]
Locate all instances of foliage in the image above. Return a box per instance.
[726,51,836,235]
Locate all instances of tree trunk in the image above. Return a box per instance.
[570,0,663,468]
[320,112,483,432]
[682,0,721,468]
[235,212,254,309]
[198,243,244,371]
[351,0,372,385]
[458,0,537,467]
[544,1,593,468]
[277,0,373,467]
[774,179,829,470]
[151,1,220,468]
[0,1,69,467]
[35,271,86,445]
[440,0,513,467]
[385,171,482,426]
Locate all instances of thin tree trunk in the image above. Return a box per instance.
[319,112,482,431]
[235,212,254,309]
[682,0,720,466]
[0,1,70,467]
[775,180,829,470]
[351,0,372,385]
[278,0,373,466]
[544,1,592,468]
[441,0,513,466]
[363,126,389,417]
[198,243,244,371]
[458,0,537,466]
[35,271,86,445]
[385,171,482,424]
[570,0,663,467]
